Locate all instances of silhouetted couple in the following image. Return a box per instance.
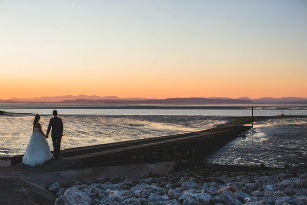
[23,110,63,166]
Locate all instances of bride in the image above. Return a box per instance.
[23,114,52,166]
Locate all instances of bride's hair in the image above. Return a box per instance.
[33,114,40,126]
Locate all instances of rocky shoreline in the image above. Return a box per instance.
[48,164,307,205]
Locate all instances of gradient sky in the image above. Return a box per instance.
[0,0,306,99]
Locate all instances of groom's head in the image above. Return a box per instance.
[53,110,58,117]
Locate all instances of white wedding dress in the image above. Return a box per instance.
[23,128,52,166]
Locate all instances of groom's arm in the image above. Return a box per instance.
[46,119,52,137]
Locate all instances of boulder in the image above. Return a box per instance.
[275,196,292,205]
[295,195,307,204]
[179,192,212,205]
[235,191,250,202]
[217,186,236,195]
[212,195,224,203]
[122,197,144,205]
[264,185,274,191]
[162,199,180,205]
[202,182,220,195]
[279,180,293,188]
[56,187,66,197]
[251,191,263,197]
[147,193,163,203]
[91,187,108,200]
[168,189,180,199]
[48,182,61,193]
[181,180,199,190]
[222,190,242,205]
[243,183,258,194]
[55,187,91,205]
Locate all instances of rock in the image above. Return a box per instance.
[283,187,296,196]
[122,197,143,205]
[130,184,150,198]
[80,183,101,197]
[251,191,263,197]
[161,194,169,200]
[117,190,134,200]
[148,193,163,203]
[243,200,267,205]
[264,185,274,191]
[162,199,180,205]
[168,189,179,199]
[71,184,88,190]
[203,182,220,195]
[91,187,108,199]
[106,189,124,201]
[243,183,258,194]
[302,178,307,188]
[142,177,154,184]
[178,191,194,202]
[275,196,292,205]
[48,182,61,193]
[235,191,250,202]
[217,186,236,194]
[56,187,66,197]
[279,180,293,188]
[222,190,242,205]
[55,187,91,205]
[295,195,307,204]
[262,196,275,204]
[263,190,274,197]
[98,197,117,205]
[212,195,224,203]
[181,180,199,190]
[273,190,286,198]
[179,192,212,205]
[196,193,212,205]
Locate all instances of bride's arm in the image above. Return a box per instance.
[38,123,47,137]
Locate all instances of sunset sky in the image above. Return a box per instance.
[0,0,306,99]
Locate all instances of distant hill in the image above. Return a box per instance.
[1,95,118,102]
[60,97,254,104]
[0,96,306,104]
[253,97,307,104]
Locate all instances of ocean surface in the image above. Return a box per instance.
[208,117,307,168]
[1,106,306,167]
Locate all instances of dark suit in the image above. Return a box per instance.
[47,116,63,158]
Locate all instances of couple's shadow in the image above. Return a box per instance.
[15,158,79,173]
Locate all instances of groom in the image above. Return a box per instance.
[46,110,63,159]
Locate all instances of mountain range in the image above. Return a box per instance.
[0,95,306,104]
